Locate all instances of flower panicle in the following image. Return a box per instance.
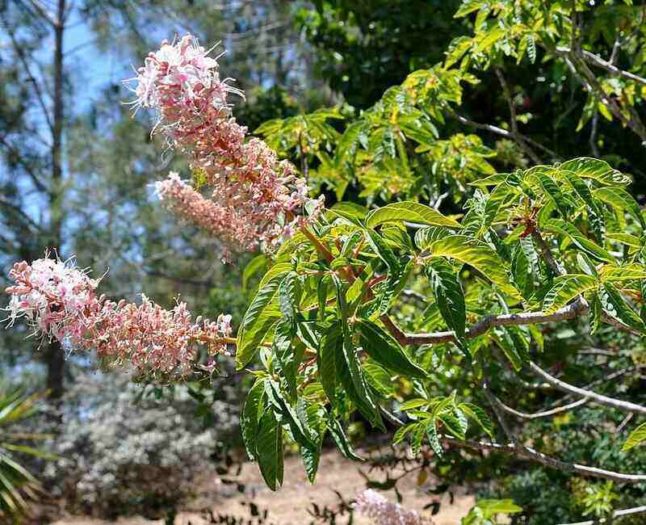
[4,255,232,378]
[354,489,423,525]
[130,34,323,252]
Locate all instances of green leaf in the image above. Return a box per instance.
[426,259,466,340]
[439,413,467,439]
[543,219,614,263]
[599,264,646,283]
[622,422,646,451]
[301,443,321,484]
[328,418,363,461]
[543,274,597,313]
[590,292,603,335]
[331,202,369,222]
[336,330,383,428]
[256,410,283,491]
[236,277,283,369]
[242,254,268,291]
[356,320,427,378]
[426,422,443,456]
[317,324,340,405]
[422,236,521,300]
[454,0,486,18]
[266,380,316,448]
[241,379,266,461]
[559,158,630,186]
[493,328,524,371]
[463,499,523,524]
[273,319,297,395]
[333,277,384,429]
[366,202,461,229]
[459,403,494,438]
[300,402,326,482]
[279,272,301,320]
[364,228,399,270]
[599,283,645,332]
[593,187,645,227]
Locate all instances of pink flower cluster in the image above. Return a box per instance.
[5,256,232,377]
[354,490,422,525]
[132,35,323,251]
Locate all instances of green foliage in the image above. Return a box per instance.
[461,499,522,525]
[0,390,47,521]
[295,0,464,107]
[238,156,646,490]
[622,422,646,452]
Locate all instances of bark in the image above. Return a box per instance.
[45,0,66,405]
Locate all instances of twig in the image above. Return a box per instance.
[450,111,560,161]
[1,17,55,134]
[482,381,518,444]
[589,112,600,157]
[558,505,646,525]
[531,228,565,275]
[495,396,589,420]
[440,435,646,483]
[616,413,633,434]
[556,46,646,87]
[556,48,646,143]
[494,68,542,164]
[527,361,646,415]
[401,298,587,346]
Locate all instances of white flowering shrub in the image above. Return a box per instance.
[44,371,238,518]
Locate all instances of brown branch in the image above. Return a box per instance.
[0,197,43,232]
[482,381,518,444]
[531,228,564,275]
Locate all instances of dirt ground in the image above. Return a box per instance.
[49,449,474,525]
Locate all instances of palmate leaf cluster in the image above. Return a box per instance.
[0,390,48,520]
[237,156,646,489]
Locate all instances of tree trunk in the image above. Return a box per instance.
[46,0,66,407]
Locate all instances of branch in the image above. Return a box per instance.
[531,228,565,275]
[0,197,43,232]
[0,134,50,195]
[494,68,542,164]
[527,361,646,415]
[400,298,587,346]
[494,395,589,420]
[555,48,646,143]
[450,110,560,161]
[559,505,646,525]
[1,16,54,134]
[23,0,57,26]
[441,435,646,483]
[556,46,646,87]
[451,112,513,138]
[482,381,518,444]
